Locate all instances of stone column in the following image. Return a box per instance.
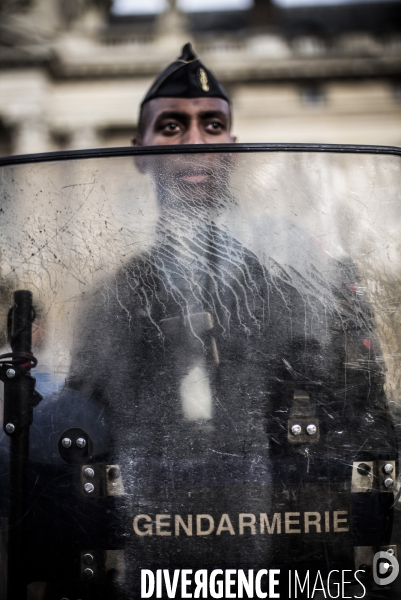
[12,118,50,156]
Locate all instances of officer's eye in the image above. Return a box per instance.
[161,122,181,134]
[206,121,225,133]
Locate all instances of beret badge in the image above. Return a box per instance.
[199,68,210,93]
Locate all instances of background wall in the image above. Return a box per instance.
[0,0,400,155]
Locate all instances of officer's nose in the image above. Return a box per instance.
[183,121,205,144]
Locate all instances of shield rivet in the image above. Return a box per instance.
[291,424,302,435]
[83,553,94,565]
[83,567,94,579]
[306,424,317,435]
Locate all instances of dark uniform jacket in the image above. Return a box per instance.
[69,219,397,578]
[71,220,393,456]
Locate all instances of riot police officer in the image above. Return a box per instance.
[65,42,399,598]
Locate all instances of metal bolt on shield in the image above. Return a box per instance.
[357,463,371,476]
[83,568,94,579]
[291,424,302,435]
[83,553,94,565]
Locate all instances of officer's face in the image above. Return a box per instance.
[133,97,236,146]
[133,97,236,212]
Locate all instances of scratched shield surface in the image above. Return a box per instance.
[0,147,400,599]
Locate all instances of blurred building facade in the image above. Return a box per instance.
[0,0,400,156]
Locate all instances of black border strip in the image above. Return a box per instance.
[0,143,401,167]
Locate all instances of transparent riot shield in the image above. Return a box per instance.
[0,144,400,599]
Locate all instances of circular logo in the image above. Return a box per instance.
[373,551,399,586]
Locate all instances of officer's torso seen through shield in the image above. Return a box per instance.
[0,144,400,600]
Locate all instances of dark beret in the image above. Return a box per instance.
[141,42,230,107]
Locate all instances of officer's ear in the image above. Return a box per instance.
[131,135,142,147]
